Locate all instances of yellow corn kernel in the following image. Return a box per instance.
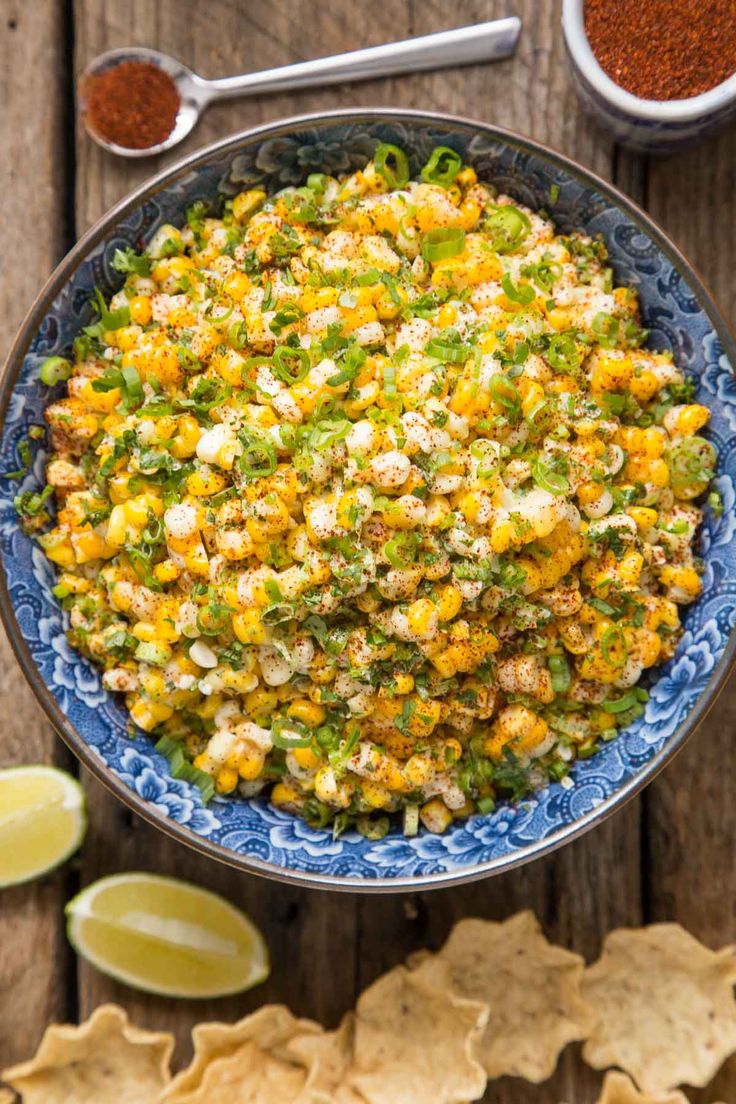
[577,481,604,507]
[128,295,152,325]
[591,353,633,394]
[186,467,228,496]
[435,583,463,622]
[392,673,415,695]
[675,404,710,436]
[215,766,239,795]
[139,669,166,700]
[432,648,458,678]
[419,798,453,834]
[629,369,659,403]
[232,610,268,644]
[80,379,120,413]
[406,598,438,640]
[154,559,182,584]
[71,530,113,564]
[287,699,326,729]
[244,686,279,716]
[129,699,174,732]
[271,781,300,807]
[628,506,658,530]
[171,415,201,459]
[183,543,209,576]
[485,704,549,760]
[125,493,162,527]
[232,748,264,781]
[233,189,266,222]
[404,753,435,787]
[616,549,643,587]
[291,746,322,772]
[361,780,392,809]
[105,504,134,549]
[519,378,545,419]
[659,564,702,600]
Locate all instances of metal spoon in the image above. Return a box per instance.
[80,18,522,158]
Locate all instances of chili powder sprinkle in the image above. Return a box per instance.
[84,60,180,150]
[584,0,736,101]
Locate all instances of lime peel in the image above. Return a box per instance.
[66,871,270,998]
[0,765,86,887]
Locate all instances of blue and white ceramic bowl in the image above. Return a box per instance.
[1,110,735,891]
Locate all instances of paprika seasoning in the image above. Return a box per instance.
[584,0,736,101]
[84,60,180,150]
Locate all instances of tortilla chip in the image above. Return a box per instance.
[286,1014,355,1102]
[411,911,595,1082]
[0,1090,17,1104]
[1,1004,172,1104]
[582,923,736,1093]
[346,964,488,1104]
[171,1038,309,1104]
[596,1070,690,1104]
[160,1005,322,1104]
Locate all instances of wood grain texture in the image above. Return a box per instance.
[0,0,730,1099]
[0,0,76,1068]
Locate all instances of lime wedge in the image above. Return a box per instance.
[66,872,270,998]
[0,765,86,887]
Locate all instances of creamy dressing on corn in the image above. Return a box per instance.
[36,144,715,838]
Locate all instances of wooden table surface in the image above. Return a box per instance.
[2,2,736,1100]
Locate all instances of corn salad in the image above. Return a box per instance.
[32,143,716,838]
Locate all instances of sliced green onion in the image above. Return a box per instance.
[476,795,496,816]
[354,268,382,287]
[531,458,570,495]
[602,691,639,714]
[421,227,466,263]
[546,333,582,374]
[272,345,310,385]
[121,365,144,407]
[307,172,328,193]
[489,373,521,421]
[601,626,627,668]
[134,641,170,667]
[403,804,419,836]
[155,735,215,801]
[39,356,72,386]
[383,360,397,400]
[228,320,248,349]
[426,328,471,364]
[374,143,410,189]
[271,719,313,750]
[357,815,390,840]
[421,146,462,188]
[237,428,277,479]
[592,312,620,348]
[309,414,351,450]
[501,273,536,305]
[269,302,304,336]
[485,205,531,254]
[667,436,716,491]
[549,654,571,694]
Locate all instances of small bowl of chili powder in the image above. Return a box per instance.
[562,0,736,152]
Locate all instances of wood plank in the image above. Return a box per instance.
[643,125,736,1104]
[73,0,426,1063]
[0,0,76,1068]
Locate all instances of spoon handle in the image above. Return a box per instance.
[199,18,521,100]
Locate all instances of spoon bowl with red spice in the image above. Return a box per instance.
[80,20,522,158]
[80,47,205,157]
[562,0,736,152]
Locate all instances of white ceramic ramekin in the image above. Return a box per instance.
[562,0,736,152]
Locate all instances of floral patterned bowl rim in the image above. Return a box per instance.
[1,108,735,892]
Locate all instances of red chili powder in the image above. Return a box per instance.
[584,0,736,101]
[84,60,180,149]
